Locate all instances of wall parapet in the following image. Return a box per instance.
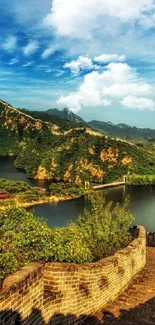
[0,226,146,325]
[147,232,155,247]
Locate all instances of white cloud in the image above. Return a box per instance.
[94,54,126,64]
[121,96,155,111]
[2,36,17,51]
[43,0,155,39]
[23,41,39,56]
[45,69,53,73]
[41,46,57,59]
[22,62,34,67]
[57,62,153,112]
[9,58,19,65]
[64,56,95,75]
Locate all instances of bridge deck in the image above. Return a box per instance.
[93,182,125,190]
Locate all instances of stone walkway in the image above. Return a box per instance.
[82,247,155,325]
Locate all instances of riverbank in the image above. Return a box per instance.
[0,190,92,210]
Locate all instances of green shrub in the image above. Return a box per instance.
[77,193,134,261]
[0,207,52,282]
[49,182,85,198]
[51,225,92,263]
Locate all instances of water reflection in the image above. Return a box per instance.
[0,156,51,189]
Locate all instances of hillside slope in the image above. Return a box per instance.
[1,99,155,184]
[0,99,58,156]
[19,108,86,130]
[14,127,155,183]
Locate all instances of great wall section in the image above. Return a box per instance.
[1,226,153,325]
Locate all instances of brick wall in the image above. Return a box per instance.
[0,226,146,325]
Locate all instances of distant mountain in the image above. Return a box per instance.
[46,108,86,124]
[19,108,84,131]
[89,120,155,141]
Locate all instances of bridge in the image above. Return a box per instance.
[84,175,127,190]
[92,181,126,190]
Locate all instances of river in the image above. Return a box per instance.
[1,157,155,231]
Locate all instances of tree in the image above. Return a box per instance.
[77,192,134,261]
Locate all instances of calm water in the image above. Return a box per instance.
[1,157,155,231]
[0,156,51,189]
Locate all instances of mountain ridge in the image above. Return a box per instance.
[17,105,155,141]
[45,107,86,124]
[88,120,155,141]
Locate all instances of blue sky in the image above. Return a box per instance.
[1,1,155,127]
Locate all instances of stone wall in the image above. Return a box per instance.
[147,232,155,247]
[0,226,146,325]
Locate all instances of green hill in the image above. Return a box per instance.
[1,98,155,184]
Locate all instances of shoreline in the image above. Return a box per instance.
[20,195,74,208]
[0,194,84,210]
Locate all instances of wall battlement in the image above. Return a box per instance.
[0,226,146,325]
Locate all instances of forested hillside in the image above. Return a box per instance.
[1,99,155,184]
[19,108,87,130]
[0,99,56,156]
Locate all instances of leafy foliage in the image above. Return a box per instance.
[0,178,32,193]
[0,208,52,281]
[49,182,85,198]
[77,193,134,261]
[127,174,155,185]
[0,194,134,283]
[0,207,91,282]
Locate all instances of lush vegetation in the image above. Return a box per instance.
[2,98,155,184]
[127,174,155,185]
[19,108,86,131]
[0,178,33,193]
[49,182,86,198]
[14,129,155,184]
[0,193,134,284]
[0,179,46,206]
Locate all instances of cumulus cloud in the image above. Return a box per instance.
[23,41,39,56]
[121,96,155,111]
[57,62,153,113]
[64,56,95,75]
[94,54,126,64]
[43,0,155,39]
[64,53,126,75]
[2,36,17,51]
